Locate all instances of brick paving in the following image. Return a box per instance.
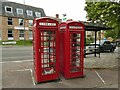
[84,47,119,69]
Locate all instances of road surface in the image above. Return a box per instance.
[1,46,33,61]
[1,46,119,62]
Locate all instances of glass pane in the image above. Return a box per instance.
[19,30,24,37]
[29,20,33,26]
[19,19,24,26]
[41,30,56,75]
[8,30,13,37]
[8,17,12,25]
[6,7,11,12]
[70,33,81,73]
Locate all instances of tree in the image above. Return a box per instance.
[85,1,120,40]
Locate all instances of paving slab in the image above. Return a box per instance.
[84,48,118,68]
[2,70,34,88]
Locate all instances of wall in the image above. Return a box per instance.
[1,16,33,41]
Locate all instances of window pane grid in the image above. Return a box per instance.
[29,30,33,37]
[27,10,33,16]
[19,18,24,26]
[17,8,23,14]
[8,29,13,37]
[19,30,24,37]
[5,6,13,13]
[40,30,56,75]
[70,33,81,73]
[29,20,33,26]
[8,17,13,25]
[35,12,41,17]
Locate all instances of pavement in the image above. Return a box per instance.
[2,61,118,88]
[84,47,119,69]
[1,47,119,88]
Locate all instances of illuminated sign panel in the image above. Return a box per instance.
[60,26,66,30]
[69,26,82,29]
[39,22,56,26]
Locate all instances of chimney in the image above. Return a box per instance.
[56,14,59,18]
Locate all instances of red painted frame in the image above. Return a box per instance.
[33,17,59,83]
[59,21,84,79]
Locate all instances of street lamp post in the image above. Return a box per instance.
[23,0,26,46]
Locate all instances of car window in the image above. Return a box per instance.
[104,41,110,45]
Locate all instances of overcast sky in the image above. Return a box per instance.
[8,0,87,21]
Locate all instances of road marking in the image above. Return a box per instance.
[30,69,36,86]
[17,69,36,86]
[1,56,32,59]
[16,69,31,72]
[95,70,106,84]
[0,60,33,64]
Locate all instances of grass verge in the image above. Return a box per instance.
[1,40,33,46]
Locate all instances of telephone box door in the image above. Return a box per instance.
[69,32,84,76]
[40,29,58,80]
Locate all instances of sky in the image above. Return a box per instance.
[8,0,87,21]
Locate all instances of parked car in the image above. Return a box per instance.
[88,40,116,52]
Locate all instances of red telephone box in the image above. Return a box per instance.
[33,17,59,83]
[59,21,84,79]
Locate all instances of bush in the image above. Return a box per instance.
[16,40,32,46]
[1,40,33,46]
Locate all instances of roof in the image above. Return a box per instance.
[0,1,46,19]
[85,25,113,31]
[80,21,114,31]
[0,0,8,2]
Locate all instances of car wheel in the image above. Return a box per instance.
[99,49,103,52]
[110,48,114,52]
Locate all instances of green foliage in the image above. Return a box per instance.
[85,2,120,40]
[0,41,2,45]
[2,40,32,46]
[16,40,32,46]
[86,36,94,45]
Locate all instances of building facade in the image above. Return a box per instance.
[0,0,46,41]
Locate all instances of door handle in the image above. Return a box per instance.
[39,49,41,52]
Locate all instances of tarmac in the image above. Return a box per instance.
[1,47,119,88]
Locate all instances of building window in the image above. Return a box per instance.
[19,30,24,37]
[19,18,24,26]
[17,8,23,15]
[29,20,33,26]
[8,17,13,25]
[5,6,13,13]
[26,10,33,16]
[29,30,33,40]
[8,29,13,40]
[35,12,41,17]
